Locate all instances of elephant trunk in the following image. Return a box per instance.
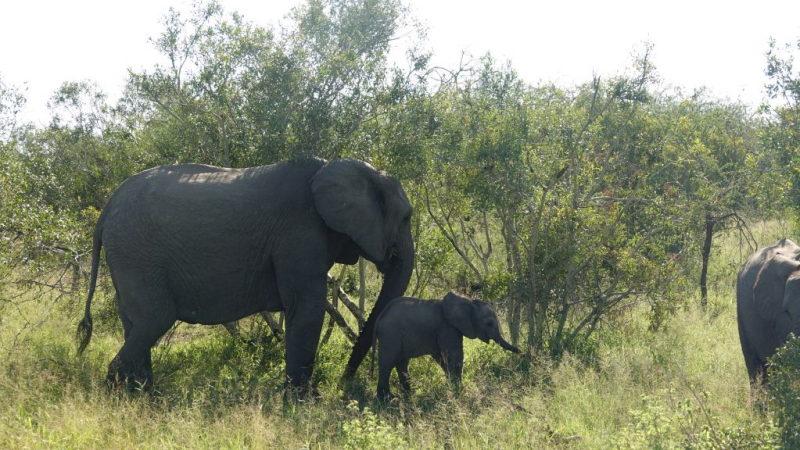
[344,226,415,377]
[494,335,522,354]
[488,322,521,354]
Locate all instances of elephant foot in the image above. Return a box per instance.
[376,388,396,403]
[106,357,153,393]
[283,381,322,404]
[105,372,152,393]
[341,364,360,383]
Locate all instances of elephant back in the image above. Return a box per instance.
[737,238,800,301]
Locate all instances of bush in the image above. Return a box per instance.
[614,389,780,449]
[341,401,407,450]
[767,333,800,448]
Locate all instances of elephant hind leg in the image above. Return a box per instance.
[743,347,767,385]
[376,357,396,401]
[738,316,766,385]
[108,298,176,391]
[376,341,400,400]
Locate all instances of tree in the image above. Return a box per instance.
[125,0,409,167]
[764,37,800,210]
[0,74,26,143]
[410,47,756,355]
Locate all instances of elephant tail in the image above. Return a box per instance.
[77,220,103,356]
[370,307,387,377]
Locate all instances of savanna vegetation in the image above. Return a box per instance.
[2,0,800,447]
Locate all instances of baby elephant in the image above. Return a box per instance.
[372,292,521,400]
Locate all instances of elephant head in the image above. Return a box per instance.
[311,159,416,375]
[786,273,800,339]
[443,292,521,353]
[311,159,413,267]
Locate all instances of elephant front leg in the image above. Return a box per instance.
[441,351,464,388]
[434,352,463,387]
[437,332,465,387]
[283,282,327,394]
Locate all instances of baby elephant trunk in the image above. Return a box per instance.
[494,336,522,354]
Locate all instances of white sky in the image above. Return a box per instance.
[1,0,799,127]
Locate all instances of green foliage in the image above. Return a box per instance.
[767,334,800,448]
[0,141,87,279]
[34,81,141,212]
[763,37,800,207]
[416,48,710,356]
[124,0,411,168]
[0,73,27,142]
[341,401,407,450]
[614,391,780,450]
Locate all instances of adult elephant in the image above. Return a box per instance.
[736,238,800,384]
[76,158,415,391]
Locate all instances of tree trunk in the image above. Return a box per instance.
[71,262,81,293]
[700,214,714,311]
[258,312,284,340]
[320,274,338,345]
[500,212,523,346]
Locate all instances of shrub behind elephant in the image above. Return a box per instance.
[736,238,800,384]
[77,158,415,392]
[372,292,521,400]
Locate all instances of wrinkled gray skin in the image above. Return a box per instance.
[372,292,521,399]
[736,238,800,384]
[77,158,415,392]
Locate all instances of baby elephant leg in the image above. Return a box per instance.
[441,349,464,387]
[432,352,462,388]
[437,332,465,387]
[377,358,394,400]
[396,359,412,396]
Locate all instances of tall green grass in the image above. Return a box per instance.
[0,219,793,448]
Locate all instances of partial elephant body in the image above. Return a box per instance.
[77,158,415,391]
[372,292,520,399]
[104,163,327,324]
[736,238,800,383]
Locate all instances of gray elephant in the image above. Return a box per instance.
[371,292,521,399]
[76,158,415,392]
[736,238,800,384]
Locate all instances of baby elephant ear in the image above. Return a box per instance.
[443,292,477,339]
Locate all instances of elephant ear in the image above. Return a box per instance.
[443,292,477,339]
[311,159,411,262]
[754,254,800,313]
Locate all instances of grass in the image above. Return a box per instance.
[0,218,793,448]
